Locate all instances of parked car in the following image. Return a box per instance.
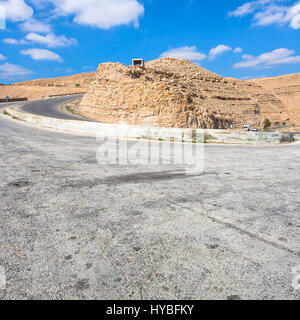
[252,128,259,132]
[243,125,250,131]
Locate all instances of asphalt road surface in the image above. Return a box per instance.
[0,98,299,300]
[20,95,86,121]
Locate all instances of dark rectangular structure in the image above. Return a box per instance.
[132,59,145,67]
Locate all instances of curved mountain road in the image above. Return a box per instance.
[20,95,87,121]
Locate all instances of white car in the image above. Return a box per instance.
[243,125,250,131]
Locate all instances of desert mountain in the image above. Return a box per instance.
[249,73,300,126]
[79,58,286,129]
[1,59,297,129]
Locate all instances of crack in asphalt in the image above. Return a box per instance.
[186,205,300,258]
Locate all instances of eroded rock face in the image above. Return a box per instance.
[79,58,286,129]
[249,73,300,126]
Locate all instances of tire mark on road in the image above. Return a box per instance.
[183,204,300,258]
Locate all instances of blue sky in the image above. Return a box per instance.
[0,0,300,83]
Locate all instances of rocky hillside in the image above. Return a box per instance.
[79,58,286,129]
[249,73,300,126]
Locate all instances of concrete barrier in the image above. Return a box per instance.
[200,129,294,144]
[4,106,294,144]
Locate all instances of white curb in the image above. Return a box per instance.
[3,106,294,144]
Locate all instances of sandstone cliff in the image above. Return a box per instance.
[79,58,286,129]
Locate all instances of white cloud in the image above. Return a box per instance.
[0,0,33,22]
[209,44,232,60]
[19,19,51,33]
[229,0,273,17]
[25,33,77,48]
[0,53,7,60]
[1,0,144,30]
[160,44,236,62]
[3,32,74,48]
[160,46,207,61]
[49,0,144,29]
[2,37,28,44]
[241,75,267,80]
[20,48,62,61]
[229,0,300,30]
[234,47,243,53]
[0,62,33,77]
[284,2,300,29]
[253,5,287,26]
[234,48,300,68]
[3,38,18,44]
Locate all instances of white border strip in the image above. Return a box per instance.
[4,106,294,144]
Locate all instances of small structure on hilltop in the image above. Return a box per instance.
[132,59,145,67]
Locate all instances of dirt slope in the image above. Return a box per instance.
[249,73,300,125]
[0,72,96,101]
[14,72,96,88]
[0,86,87,101]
